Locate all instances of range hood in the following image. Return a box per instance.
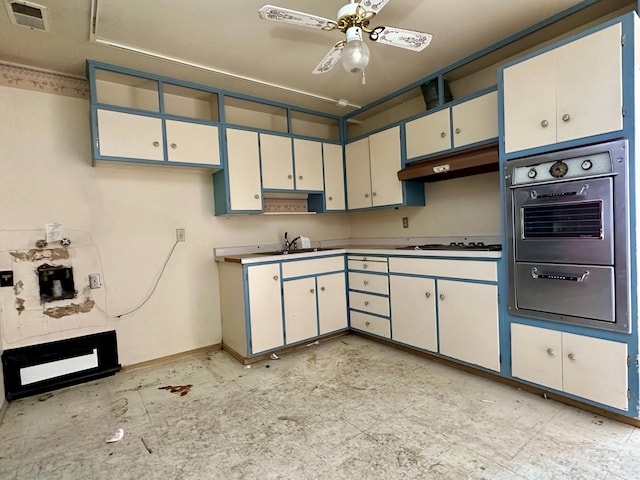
[397,142,499,182]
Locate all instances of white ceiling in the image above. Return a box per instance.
[0,0,633,115]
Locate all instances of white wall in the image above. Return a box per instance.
[0,85,352,366]
[349,172,501,239]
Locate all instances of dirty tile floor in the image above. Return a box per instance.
[1,334,639,479]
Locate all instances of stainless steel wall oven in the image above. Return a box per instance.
[504,139,630,332]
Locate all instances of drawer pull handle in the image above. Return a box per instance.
[363,264,368,269]
[364,280,369,286]
[364,301,369,306]
[425,292,431,298]
[540,120,549,127]
[546,348,555,356]
[439,293,445,300]
[567,353,576,361]
[365,321,370,327]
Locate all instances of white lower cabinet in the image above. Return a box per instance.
[390,275,437,352]
[318,273,348,335]
[283,277,318,344]
[247,263,284,354]
[511,323,628,410]
[350,311,391,338]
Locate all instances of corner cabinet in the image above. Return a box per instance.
[345,126,425,210]
[511,323,628,411]
[404,90,498,161]
[88,62,222,168]
[502,21,624,154]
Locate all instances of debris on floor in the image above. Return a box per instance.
[270,353,280,360]
[38,392,53,402]
[106,428,124,443]
[306,340,319,347]
[158,385,193,396]
[141,436,153,453]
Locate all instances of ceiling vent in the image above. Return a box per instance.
[4,0,49,31]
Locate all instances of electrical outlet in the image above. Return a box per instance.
[89,274,101,289]
[176,228,186,242]
[402,217,409,228]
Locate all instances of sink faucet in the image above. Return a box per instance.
[284,232,300,253]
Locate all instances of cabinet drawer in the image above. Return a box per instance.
[348,272,388,295]
[347,258,388,273]
[350,311,390,338]
[389,257,496,281]
[349,291,389,317]
[282,256,344,278]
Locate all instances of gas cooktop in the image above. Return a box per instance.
[397,242,502,251]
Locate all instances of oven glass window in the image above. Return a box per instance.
[522,200,603,238]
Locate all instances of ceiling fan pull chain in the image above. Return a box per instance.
[361,70,367,85]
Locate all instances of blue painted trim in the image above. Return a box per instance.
[388,272,497,286]
[282,269,345,282]
[348,289,388,299]
[349,309,390,321]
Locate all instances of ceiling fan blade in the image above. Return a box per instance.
[312,42,345,74]
[358,0,390,14]
[369,26,433,52]
[258,5,336,30]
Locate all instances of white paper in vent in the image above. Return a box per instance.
[45,223,63,243]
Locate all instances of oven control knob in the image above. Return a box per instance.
[581,159,593,171]
[550,160,569,178]
[527,168,537,179]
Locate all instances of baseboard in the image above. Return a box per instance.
[120,343,222,373]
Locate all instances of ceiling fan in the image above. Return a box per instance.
[258,0,433,84]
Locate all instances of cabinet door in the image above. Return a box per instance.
[390,275,437,352]
[369,126,403,207]
[226,129,262,211]
[318,273,348,335]
[283,277,318,344]
[405,108,451,159]
[555,23,623,143]
[437,280,500,371]
[293,139,324,191]
[247,263,284,353]
[511,323,562,391]
[502,52,557,153]
[345,137,372,209]
[165,120,220,165]
[97,109,164,161]
[322,143,345,211]
[260,133,293,190]
[562,333,628,410]
[451,91,498,148]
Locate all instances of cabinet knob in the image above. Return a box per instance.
[298,175,303,180]
[364,193,370,198]
[255,194,260,199]
[320,286,325,292]
[310,288,315,294]
[439,293,445,300]
[170,143,177,149]
[546,348,555,356]
[440,132,446,138]
[328,196,333,201]
[363,264,368,269]
[540,120,549,127]
[425,292,431,298]
[364,301,369,306]
[562,114,571,122]
[372,192,377,197]
[567,353,576,361]
[455,128,461,134]
[153,141,160,147]
[287,174,292,179]
[365,321,371,327]
[364,280,369,286]
[273,275,279,281]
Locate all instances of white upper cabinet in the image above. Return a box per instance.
[165,120,220,165]
[293,139,324,191]
[503,22,623,153]
[226,128,262,211]
[346,126,404,210]
[405,91,498,160]
[97,109,164,161]
[260,133,294,190]
[322,143,345,211]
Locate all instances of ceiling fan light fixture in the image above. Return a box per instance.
[342,26,370,74]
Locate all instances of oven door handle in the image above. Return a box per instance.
[531,267,590,283]
[530,184,589,199]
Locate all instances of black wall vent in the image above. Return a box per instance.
[4,0,49,31]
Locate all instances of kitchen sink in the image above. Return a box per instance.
[254,247,336,256]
